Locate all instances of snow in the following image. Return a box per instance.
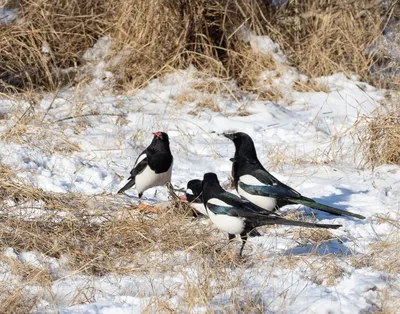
[0,7,18,25]
[0,34,399,313]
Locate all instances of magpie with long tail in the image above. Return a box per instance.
[202,172,342,256]
[118,132,173,198]
[224,132,365,220]
[183,178,262,238]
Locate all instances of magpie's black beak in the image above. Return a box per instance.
[223,133,234,140]
[229,158,236,162]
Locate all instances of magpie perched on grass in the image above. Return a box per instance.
[183,178,262,238]
[224,132,365,220]
[118,132,173,198]
[202,172,342,256]
[184,179,208,217]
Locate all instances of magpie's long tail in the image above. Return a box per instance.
[263,217,342,229]
[289,197,365,219]
[118,178,135,194]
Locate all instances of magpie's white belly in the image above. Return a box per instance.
[191,203,208,216]
[238,184,277,211]
[135,163,173,194]
[207,210,245,234]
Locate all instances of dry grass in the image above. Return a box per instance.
[292,78,329,93]
[189,97,221,115]
[264,0,393,86]
[0,163,221,310]
[0,0,273,92]
[1,0,398,97]
[0,0,109,92]
[358,101,400,167]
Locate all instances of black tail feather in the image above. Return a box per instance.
[261,217,342,229]
[290,197,365,219]
[118,179,135,194]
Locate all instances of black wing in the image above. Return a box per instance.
[118,151,148,194]
[241,169,301,198]
[129,151,148,178]
[207,191,278,217]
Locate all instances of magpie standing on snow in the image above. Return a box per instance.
[224,132,365,219]
[202,172,342,256]
[118,132,173,198]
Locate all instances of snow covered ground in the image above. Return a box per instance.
[0,36,399,313]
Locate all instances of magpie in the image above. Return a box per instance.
[202,172,342,256]
[184,179,208,217]
[118,132,173,198]
[224,132,365,219]
[183,179,262,238]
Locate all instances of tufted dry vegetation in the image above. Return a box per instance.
[357,99,400,167]
[1,0,397,91]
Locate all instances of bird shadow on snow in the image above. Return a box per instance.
[299,187,370,223]
[282,238,354,257]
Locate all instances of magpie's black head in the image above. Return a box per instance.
[202,172,225,190]
[152,131,169,141]
[202,173,223,203]
[150,131,171,152]
[185,179,203,203]
[223,132,258,160]
[187,179,203,196]
[203,172,219,184]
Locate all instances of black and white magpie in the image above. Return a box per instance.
[184,179,208,217]
[184,178,262,238]
[118,132,173,198]
[224,132,365,219]
[202,172,342,256]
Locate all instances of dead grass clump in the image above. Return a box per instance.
[307,256,345,286]
[172,91,196,107]
[107,0,272,90]
[360,103,400,167]
[1,0,398,93]
[0,287,38,313]
[0,0,109,92]
[264,0,387,83]
[292,79,329,93]
[0,171,214,275]
[1,0,274,92]
[293,228,334,245]
[189,97,221,115]
[367,213,400,275]
[226,42,278,96]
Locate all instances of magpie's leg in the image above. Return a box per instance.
[138,193,143,205]
[153,189,158,198]
[239,233,248,257]
[248,228,261,237]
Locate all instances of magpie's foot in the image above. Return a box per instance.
[237,253,248,263]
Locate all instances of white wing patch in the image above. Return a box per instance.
[134,153,147,168]
[240,174,267,186]
[191,203,208,217]
[207,198,233,207]
[238,184,277,211]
